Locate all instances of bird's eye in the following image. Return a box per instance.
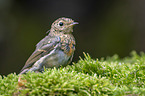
[59,22,63,26]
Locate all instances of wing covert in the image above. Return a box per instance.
[20,36,61,72]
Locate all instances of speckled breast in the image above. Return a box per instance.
[60,34,76,56]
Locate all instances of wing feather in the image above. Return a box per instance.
[20,36,60,72]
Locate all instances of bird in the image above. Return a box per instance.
[19,17,78,74]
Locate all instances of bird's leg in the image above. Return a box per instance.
[13,75,27,95]
[18,75,27,87]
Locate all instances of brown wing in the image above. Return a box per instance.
[20,36,60,72]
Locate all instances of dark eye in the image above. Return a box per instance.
[59,22,63,26]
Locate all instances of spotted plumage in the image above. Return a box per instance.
[19,17,78,74]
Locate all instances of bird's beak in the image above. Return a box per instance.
[69,22,79,26]
[72,22,79,25]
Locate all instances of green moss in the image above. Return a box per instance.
[1,51,145,95]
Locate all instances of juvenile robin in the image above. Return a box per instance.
[19,17,78,74]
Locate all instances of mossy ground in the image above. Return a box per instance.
[0,51,145,96]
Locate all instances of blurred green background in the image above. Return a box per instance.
[0,0,145,75]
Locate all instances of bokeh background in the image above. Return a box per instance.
[0,0,145,75]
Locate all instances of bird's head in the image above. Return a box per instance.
[51,17,78,34]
